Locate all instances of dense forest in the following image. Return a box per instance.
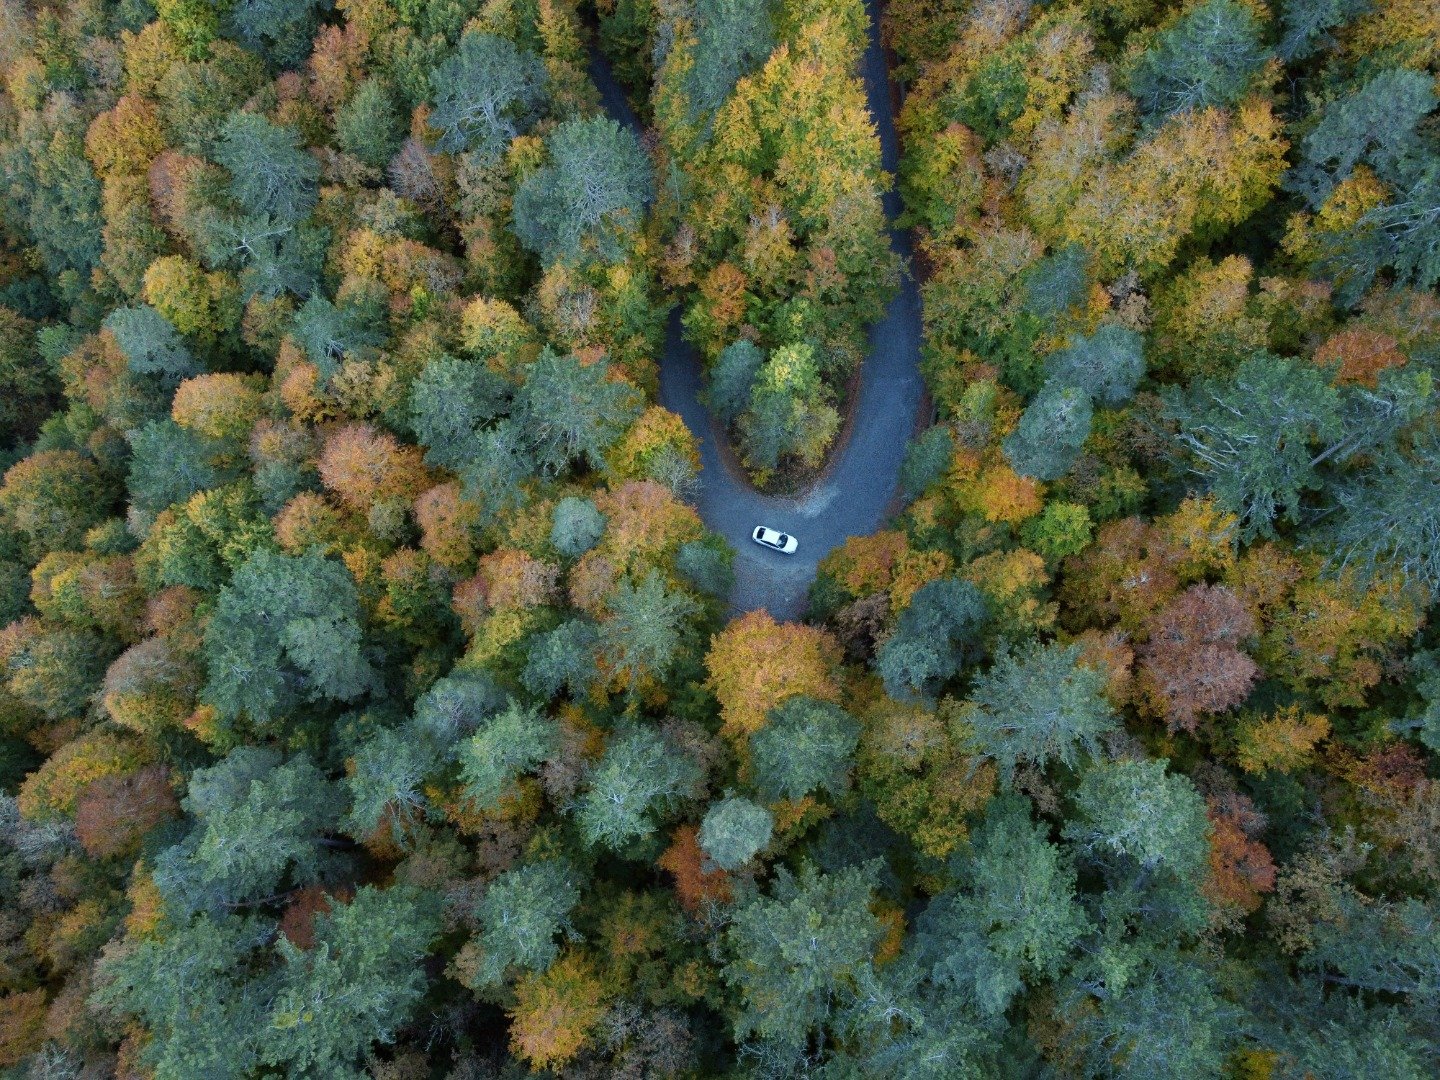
[0,0,1437,1075]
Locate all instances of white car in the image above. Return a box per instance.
[752,526,798,554]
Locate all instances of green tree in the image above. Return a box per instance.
[291,292,385,376]
[202,548,374,728]
[104,304,199,385]
[226,0,326,67]
[1003,382,1093,481]
[409,354,511,472]
[126,420,226,519]
[577,724,701,850]
[1293,68,1435,208]
[1277,0,1371,60]
[968,642,1118,783]
[1066,947,1237,1079]
[599,569,700,691]
[412,670,508,744]
[1064,759,1211,879]
[676,537,735,600]
[699,794,774,870]
[458,421,536,516]
[469,860,580,988]
[336,77,406,169]
[343,724,442,841]
[514,350,643,475]
[263,885,441,1074]
[90,911,270,1077]
[1327,433,1440,591]
[900,424,955,500]
[670,0,775,120]
[1165,354,1343,538]
[1044,324,1145,407]
[916,796,1088,1017]
[550,496,606,557]
[428,31,548,159]
[213,111,320,224]
[723,861,883,1052]
[1127,0,1270,121]
[522,619,600,701]
[459,700,560,810]
[0,306,60,448]
[704,339,764,427]
[512,117,654,264]
[875,578,989,700]
[152,748,345,914]
[750,696,859,801]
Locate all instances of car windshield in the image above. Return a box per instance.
[778,535,789,543]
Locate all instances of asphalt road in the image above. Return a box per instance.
[589,0,925,619]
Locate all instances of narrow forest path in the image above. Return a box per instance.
[589,0,925,619]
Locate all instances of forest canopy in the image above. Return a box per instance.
[0,0,1438,1076]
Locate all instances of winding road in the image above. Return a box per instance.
[589,0,925,619]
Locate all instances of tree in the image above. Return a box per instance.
[599,569,700,692]
[336,77,406,169]
[514,350,643,475]
[1044,324,1145,407]
[1064,759,1211,880]
[900,424,955,500]
[915,796,1088,1017]
[1003,382,1092,481]
[0,450,114,554]
[151,748,345,914]
[126,420,225,520]
[1139,583,1258,732]
[706,610,841,739]
[664,0,776,120]
[723,861,883,1052]
[428,31,548,159]
[459,701,560,810]
[522,619,601,701]
[408,354,511,472]
[513,117,654,264]
[750,696,860,802]
[213,111,320,224]
[676,538,735,599]
[90,911,271,1077]
[968,642,1118,782]
[699,795,774,870]
[0,306,59,448]
[875,577,989,700]
[468,861,580,988]
[1065,947,1237,1079]
[1127,0,1271,121]
[290,292,385,375]
[0,618,114,722]
[704,340,764,426]
[75,765,180,859]
[202,548,374,728]
[263,885,441,1074]
[343,724,442,841]
[103,304,198,385]
[1276,0,1371,60]
[508,951,608,1070]
[412,670,508,744]
[577,724,701,850]
[1292,68,1435,208]
[1165,354,1343,538]
[226,0,326,68]
[1327,433,1440,591]
[550,495,606,557]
